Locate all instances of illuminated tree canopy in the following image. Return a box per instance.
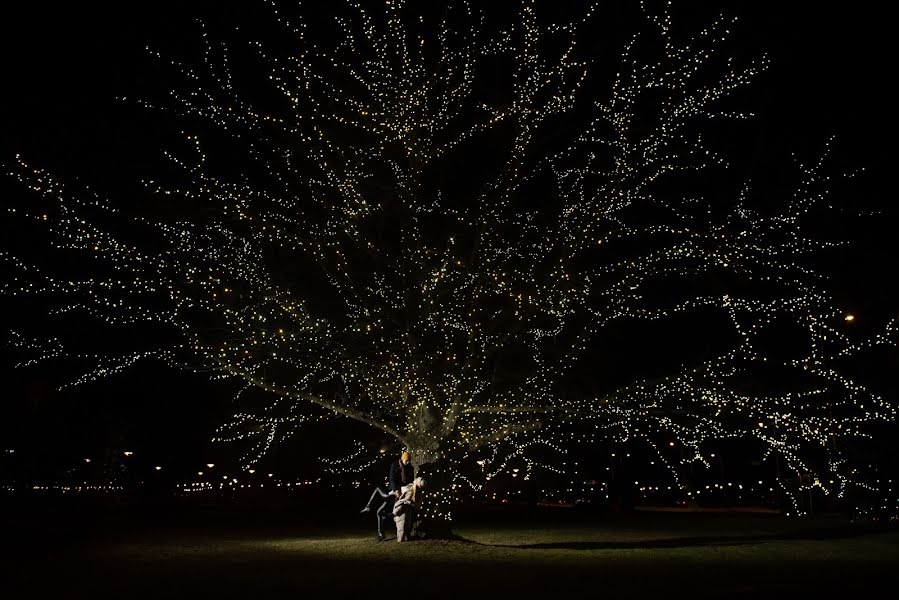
[4,0,896,529]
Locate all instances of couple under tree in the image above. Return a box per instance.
[360,450,426,542]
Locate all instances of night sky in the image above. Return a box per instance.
[1,1,895,486]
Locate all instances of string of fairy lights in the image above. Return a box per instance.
[4,0,896,526]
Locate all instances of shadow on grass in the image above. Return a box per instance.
[455,523,894,551]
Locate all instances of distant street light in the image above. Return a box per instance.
[844,313,855,322]
[206,463,215,469]
[154,466,162,471]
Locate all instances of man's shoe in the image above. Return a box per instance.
[360,507,371,514]
[376,532,385,542]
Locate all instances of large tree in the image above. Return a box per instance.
[5,0,896,533]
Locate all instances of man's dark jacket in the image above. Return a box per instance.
[388,460,414,492]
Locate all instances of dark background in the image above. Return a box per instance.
[0,1,895,492]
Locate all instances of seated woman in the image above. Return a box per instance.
[392,476,426,542]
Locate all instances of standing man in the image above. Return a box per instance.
[360,450,414,541]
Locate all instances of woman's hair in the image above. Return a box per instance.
[412,477,425,503]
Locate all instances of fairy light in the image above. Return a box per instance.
[3,0,896,527]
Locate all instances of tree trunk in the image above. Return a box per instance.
[408,447,460,540]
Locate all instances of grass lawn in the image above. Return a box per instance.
[4,508,898,598]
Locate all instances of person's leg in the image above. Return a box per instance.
[402,507,414,541]
[361,486,389,512]
[395,513,405,542]
[375,494,395,538]
[376,502,388,538]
